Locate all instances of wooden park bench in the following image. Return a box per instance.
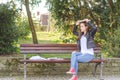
[20,44,107,80]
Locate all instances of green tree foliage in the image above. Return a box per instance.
[47,0,85,42]
[47,0,82,28]
[16,17,30,39]
[47,0,120,57]
[0,3,20,54]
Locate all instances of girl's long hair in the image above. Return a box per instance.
[77,21,90,40]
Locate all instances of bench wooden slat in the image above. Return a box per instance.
[20,47,77,50]
[20,47,101,50]
[21,44,100,46]
[20,44,77,47]
[20,50,75,54]
[20,50,101,54]
[20,44,101,49]
[20,59,107,63]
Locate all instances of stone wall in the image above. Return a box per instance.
[0,57,120,76]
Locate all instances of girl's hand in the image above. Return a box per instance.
[76,20,85,25]
[84,19,91,22]
[76,21,80,25]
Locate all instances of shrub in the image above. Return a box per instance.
[0,4,20,54]
[103,27,120,57]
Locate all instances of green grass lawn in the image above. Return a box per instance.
[18,32,62,44]
[18,31,71,58]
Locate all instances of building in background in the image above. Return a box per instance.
[32,11,50,32]
[40,13,49,26]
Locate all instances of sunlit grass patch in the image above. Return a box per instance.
[18,32,62,44]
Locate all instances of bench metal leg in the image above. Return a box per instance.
[100,53,104,80]
[93,62,101,77]
[100,62,104,80]
[24,54,27,80]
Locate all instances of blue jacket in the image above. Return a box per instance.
[73,21,97,51]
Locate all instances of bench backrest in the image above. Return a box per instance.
[20,44,101,54]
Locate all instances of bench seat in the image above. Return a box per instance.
[20,44,107,80]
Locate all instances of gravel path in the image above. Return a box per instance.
[0,74,120,80]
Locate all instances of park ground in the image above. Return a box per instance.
[0,75,120,80]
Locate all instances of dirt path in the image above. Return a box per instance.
[0,74,120,80]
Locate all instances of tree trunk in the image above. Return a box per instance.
[25,0,38,44]
[107,0,115,13]
[107,0,114,22]
[117,0,120,15]
[107,0,115,32]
